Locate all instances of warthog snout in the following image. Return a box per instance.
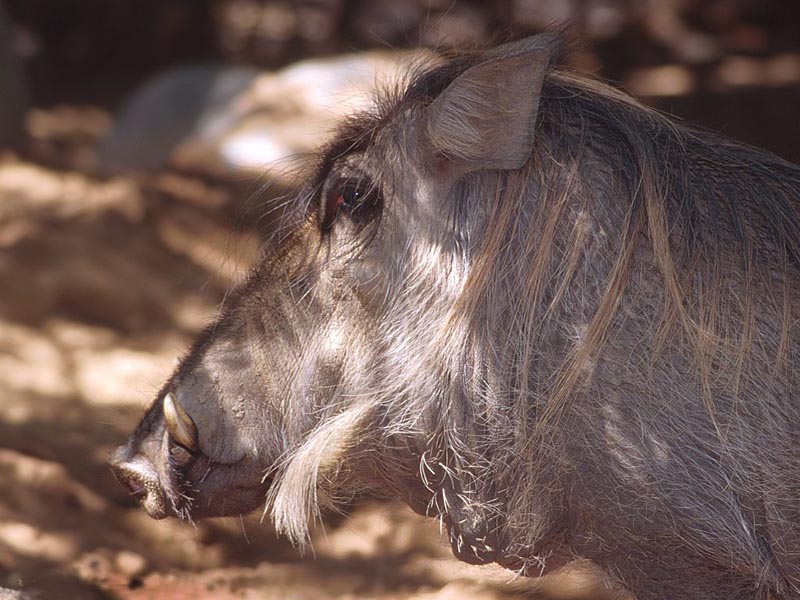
[109,446,167,520]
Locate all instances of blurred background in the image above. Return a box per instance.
[0,1,798,599]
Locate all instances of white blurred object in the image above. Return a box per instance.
[98,50,434,180]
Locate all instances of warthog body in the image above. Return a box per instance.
[110,35,800,599]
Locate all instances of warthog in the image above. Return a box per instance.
[110,34,800,599]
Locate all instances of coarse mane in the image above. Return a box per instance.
[476,69,800,429]
[426,67,800,565]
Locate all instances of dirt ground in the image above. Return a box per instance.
[0,140,623,599]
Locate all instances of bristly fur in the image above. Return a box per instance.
[111,35,800,600]
[264,40,800,599]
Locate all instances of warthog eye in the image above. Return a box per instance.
[322,177,381,231]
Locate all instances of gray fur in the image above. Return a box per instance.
[110,35,800,600]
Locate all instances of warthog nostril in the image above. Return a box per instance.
[108,448,168,519]
[123,474,147,500]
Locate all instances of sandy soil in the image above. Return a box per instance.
[0,149,619,600]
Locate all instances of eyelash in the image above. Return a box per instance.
[321,177,381,231]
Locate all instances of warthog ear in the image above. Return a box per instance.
[425,34,558,172]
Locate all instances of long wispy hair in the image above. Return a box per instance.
[266,44,800,586]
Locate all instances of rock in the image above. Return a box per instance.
[98,50,433,179]
[73,552,114,586]
[114,550,147,578]
[0,575,109,600]
[209,50,430,177]
[98,65,260,175]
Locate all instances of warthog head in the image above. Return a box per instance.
[110,33,559,551]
